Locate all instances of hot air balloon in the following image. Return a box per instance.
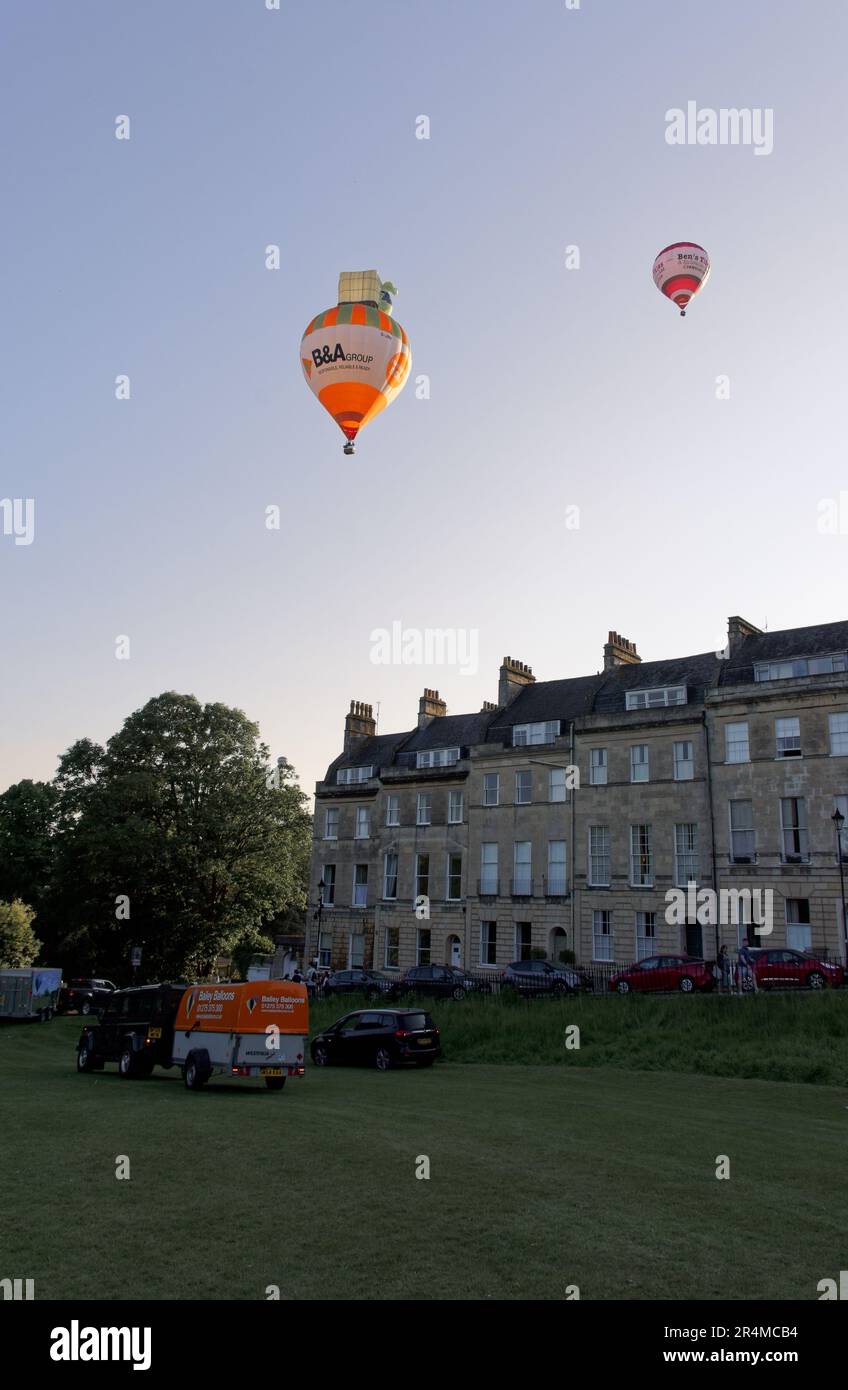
[301,270,412,455]
[652,242,711,317]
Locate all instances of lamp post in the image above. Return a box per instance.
[832,809,847,966]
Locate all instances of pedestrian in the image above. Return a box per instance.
[717,944,731,993]
[738,940,757,993]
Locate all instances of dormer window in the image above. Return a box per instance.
[754,653,846,681]
[513,720,559,747]
[625,686,686,711]
[416,748,460,769]
[337,766,373,785]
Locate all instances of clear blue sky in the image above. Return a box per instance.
[2,0,846,800]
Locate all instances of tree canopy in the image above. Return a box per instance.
[1,693,310,980]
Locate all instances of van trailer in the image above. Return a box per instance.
[76,979,308,1092]
[172,981,308,1090]
[0,968,62,1021]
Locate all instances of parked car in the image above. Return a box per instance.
[390,964,481,1001]
[324,968,393,1000]
[310,1009,441,1070]
[741,948,844,991]
[59,977,118,1015]
[609,955,715,995]
[502,959,591,996]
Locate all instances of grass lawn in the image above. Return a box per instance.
[1,1015,846,1301]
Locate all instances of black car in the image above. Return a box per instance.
[391,964,481,1001]
[324,968,393,1000]
[59,977,118,1015]
[76,984,186,1078]
[310,1009,441,1070]
[502,959,591,996]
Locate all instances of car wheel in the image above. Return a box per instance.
[265,1076,286,1091]
[616,980,630,995]
[81,1000,92,1016]
[679,976,695,993]
[312,1043,329,1067]
[183,1057,207,1091]
[451,986,466,1001]
[118,1046,138,1078]
[807,971,825,990]
[374,1046,394,1071]
[77,1043,95,1072]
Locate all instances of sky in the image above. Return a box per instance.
[2,0,847,803]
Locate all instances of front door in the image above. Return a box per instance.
[685,922,703,957]
[449,936,461,967]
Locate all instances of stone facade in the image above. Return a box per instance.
[307,620,848,977]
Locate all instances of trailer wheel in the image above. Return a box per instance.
[183,1056,208,1091]
[265,1076,287,1091]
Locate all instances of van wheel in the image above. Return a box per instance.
[77,1044,97,1072]
[118,1046,139,1078]
[183,1057,207,1091]
[374,1046,393,1071]
[265,1076,286,1091]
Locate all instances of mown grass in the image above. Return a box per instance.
[311,989,848,1086]
[0,1017,846,1300]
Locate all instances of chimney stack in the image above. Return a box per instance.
[727,615,762,655]
[603,631,641,671]
[498,656,536,707]
[480,700,498,713]
[344,700,376,754]
[418,688,447,728]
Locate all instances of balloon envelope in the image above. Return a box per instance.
[300,304,411,446]
[652,242,711,314]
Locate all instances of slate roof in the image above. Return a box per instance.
[721,619,848,684]
[402,711,495,752]
[320,620,848,784]
[324,731,413,784]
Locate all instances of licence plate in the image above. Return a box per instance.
[148,1027,162,1039]
[261,1067,283,1076]
[417,1037,432,1047]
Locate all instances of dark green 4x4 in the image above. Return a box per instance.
[76,984,186,1079]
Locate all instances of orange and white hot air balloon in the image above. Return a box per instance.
[301,271,412,455]
[652,242,711,317]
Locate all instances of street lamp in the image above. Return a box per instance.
[312,877,325,969]
[832,809,847,966]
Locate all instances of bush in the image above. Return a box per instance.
[0,899,41,968]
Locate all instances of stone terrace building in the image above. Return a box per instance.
[307,618,848,978]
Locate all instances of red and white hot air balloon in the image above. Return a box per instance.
[652,242,711,317]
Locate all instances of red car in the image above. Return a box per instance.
[609,955,715,995]
[742,948,844,991]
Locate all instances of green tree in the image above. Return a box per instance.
[48,694,311,980]
[0,900,41,967]
[0,780,57,912]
